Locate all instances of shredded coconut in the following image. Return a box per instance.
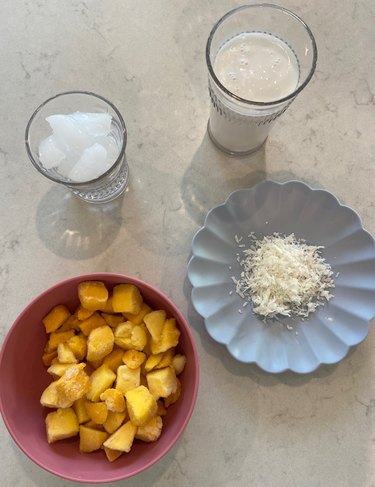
[235,233,335,319]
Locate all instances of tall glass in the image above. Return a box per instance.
[206,4,317,156]
[25,91,129,204]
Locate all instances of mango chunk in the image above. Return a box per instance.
[67,334,87,361]
[47,362,76,378]
[172,354,187,375]
[122,350,146,369]
[46,329,75,352]
[125,385,157,426]
[104,446,124,462]
[79,312,107,336]
[85,401,108,424]
[102,347,125,372]
[103,421,137,452]
[123,302,152,326]
[87,325,114,362]
[42,305,71,334]
[79,425,108,452]
[150,318,180,354]
[59,314,80,332]
[101,313,124,328]
[135,415,163,442]
[75,305,94,321]
[45,407,79,443]
[112,284,143,314]
[144,310,166,341]
[73,397,90,424]
[143,353,163,373]
[100,388,126,413]
[55,363,90,403]
[42,350,58,367]
[114,322,147,351]
[103,411,127,434]
[40,380,73,409]
[86,364,116,402]
[57,343,78,364]
[116,365,140,394]
[164,377,182,407]
[146,367,178,399]
[78,281,109,311]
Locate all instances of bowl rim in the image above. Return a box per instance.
[0,272,200,483]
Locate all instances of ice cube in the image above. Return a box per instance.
[68,143,109,182]
[95,134,120,164]
[57,155,80,178]
[38,135,66,169]
[71,112,112,137]
[46,114,92,153]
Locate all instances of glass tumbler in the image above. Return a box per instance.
[206,4,317,156]
[25,91,129,204]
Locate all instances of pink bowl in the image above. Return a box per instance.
[0,273,199,483]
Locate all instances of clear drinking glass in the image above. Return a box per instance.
[25,91,129,204]
[206,4,318,156]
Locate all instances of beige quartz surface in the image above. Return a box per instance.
[1,1,374,486]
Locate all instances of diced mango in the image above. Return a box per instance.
[73,397,90,424]
[75,305,94,321]
[57,343,78,364]
[164,377,181,407]
[155,349,174,369]
[79,312,107,336]
[78,281,109,311]
[150,318,180,354]
[47,362,76,378]
[172,354,186,375]
[114,322,147,351]
[86,325,114,362]
[103,411,127,434]
[103,421,137,452]
[156,400,167,417]
[100,388,126,413]
[45,407,79,443]
[59,314,80,332]
[101,313,124,328]
[144,310,166,341]
[112,284,143,314]
[101,295,114,313]
[116,365,140,394]
[123,302,152,326]
[42,350,58,367]
[104,446,124,462]
[46,329,75,352]
[79,425,108,452]
[143,353,163,373]
[42,305,71,334]
[55,363,90,403]
[86,364,116,402]
[102,348,125,372]
[146,367,178,399]
[125,385,157,426]
[85,401,108,424]
[67,334,87,361]
[40,380,73,409]
[135,415,163,442]
[122,350,146,369]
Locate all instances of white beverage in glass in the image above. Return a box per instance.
[206,5,317,155]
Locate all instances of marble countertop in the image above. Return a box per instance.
[1,1,374,486]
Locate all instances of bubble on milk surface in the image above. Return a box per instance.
[38,112,120,182]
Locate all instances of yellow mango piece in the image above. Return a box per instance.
[84,420,105,430]
[143,310,166,341]
[116,365,140,394]
[103,411,127,434]
[122,350,146,369]
[104,446,124,462]
[103,421,137,452]
[101,313,124,328]
[79,312,107,336]
[114,322,147,351]
[73,397,90,424]
[40,380,73,409]
[146,367,178,399]
[79,425,108,452]
[86,325,114,362]
[75,305,94,321]
[55,363,90,403]
[150,318,180,354]
[164,377,181,407]
[101,295,114,313]
[57,343,78,364]
[42,305,71,334]
[45,407,79,444]
[67,334,87,361]
[102,348,125,372]
[42,350,58,367]
[156,400,167,417]
[86,364,116,402]
[59,314,80,332]
[78,281,109,311]
[100,388,126,413]
[85,401,108,424]
[123,302,152,326]
[155,349,174,369]
[143,353,163,373]
[135,415,163,442]
[47,362,76,378]
[112,284,143,314]
[125,385,157,426]
[172,354,186,375]
[46,329,75,352]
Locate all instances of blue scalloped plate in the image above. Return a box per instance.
[187,180,375,373]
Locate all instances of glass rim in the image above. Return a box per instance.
[206,3,318,107]
[25,90,127,187]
